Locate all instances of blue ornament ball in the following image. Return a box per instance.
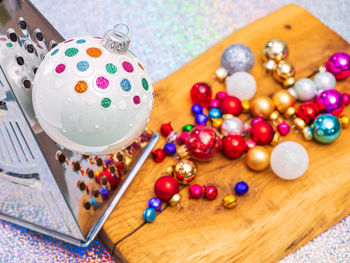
[143,207,156,223]
[148,197,162,211]
[163,142,177,156]
[208,108,222,119]
[234,181,249,195]
[195,113,208,125]
[191,104,203,115]
[311,113,341,144]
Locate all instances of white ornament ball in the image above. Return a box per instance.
[313,71,336,93]
[292,78,317,102]
[270,141,309,180]
[32,36,154,154]
[225,71,256,100]
[221,117,244,136]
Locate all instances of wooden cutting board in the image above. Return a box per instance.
[100,4,350,262]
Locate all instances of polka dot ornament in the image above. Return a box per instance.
[32,36,154,154]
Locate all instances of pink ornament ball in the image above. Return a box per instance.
[277,121,290,136]
[325,52,350,80]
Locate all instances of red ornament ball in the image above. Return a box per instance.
[250,121,274,145]
[219,96,242,116]
[190,82,212,107]
[151,148,166,163]
[296,101,319,125]
[154,176,179,202]
[160,122,173,137]
[186,126,221,161]
[204,185,217,200]
[188,184,204,199]
[221,135,246,159]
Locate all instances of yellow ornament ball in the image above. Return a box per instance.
[173,160,197,185]
[246,146,270,171]
[273,60,295,87]
[250,96,275,119]
[264,38,289,62]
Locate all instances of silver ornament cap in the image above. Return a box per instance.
[102,24,130,53]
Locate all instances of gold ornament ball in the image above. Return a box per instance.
[273,60,295,85]
[223,194,237,209]
[264,38,289,61]
[250,96,275,119]
[272,90,296,113]
[173,160,197,185]
[246,146,270,171]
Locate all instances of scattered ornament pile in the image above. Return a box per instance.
[143,39,350,223]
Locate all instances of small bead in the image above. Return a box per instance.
[241,100,250,112]
[270,132,280,146]
[234,181,249,195]
[339,115,350,129]
[294,118,306,130]
[163,142,176,156]
[277,121,290,136]
[143,207,156,223]
[148,198,162,211]
[302,127,313,141]
[182,124,194,132]
[195,113,208,125]
[191,104,203,115]
[151,148,166,163]
[160,122,173,137]
[284,107,296,119]
[269,111,280,121]
[208,108,222,119]
[211,118,223,129]
[223,194,237,209]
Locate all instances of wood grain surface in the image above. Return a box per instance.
[100,4,350,262]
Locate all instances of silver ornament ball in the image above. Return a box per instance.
[292,78,317,102]
[221,44,254,75]
[221,117,244,136]
[314,71,336,93]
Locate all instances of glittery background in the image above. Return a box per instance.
[0,0,348,262]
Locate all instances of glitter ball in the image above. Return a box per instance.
[122,61,134,72]
[106,63,117,74]
[76,39,86,44]
[76,61,89,72]
[55,64,66,74]
[120,78,131,92]
[138,62,144,70]
[86,47,102,58]
[142,78,149,91]
[75,80,88,93]
[51,49,59,56]
[101,98,111,108]
[96,76,109,89]
[133,95,141,104]
[65,47,79,57]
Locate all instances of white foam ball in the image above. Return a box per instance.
[270,141,309,180]
[225,71,256,100]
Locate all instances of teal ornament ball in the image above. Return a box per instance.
[311,114,341,144]
[143,207,156,223]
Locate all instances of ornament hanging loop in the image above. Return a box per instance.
[102,23,130,53]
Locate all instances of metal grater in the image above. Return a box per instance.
[0,0,158,246]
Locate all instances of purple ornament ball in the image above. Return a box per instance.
[195,113,208,125]
[148,197,162,211]
[325,52,350,80]
[191,104,203,115]
[163,142,177,156]
[316,89,344,116]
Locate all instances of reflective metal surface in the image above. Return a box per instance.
[0,0,158,247]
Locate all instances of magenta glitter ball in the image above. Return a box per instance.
[325,52,350,80]
[316,89,344,116]
[277,121,290,136]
